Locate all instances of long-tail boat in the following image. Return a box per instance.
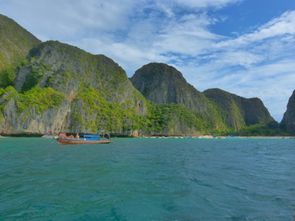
[57,133,111,145]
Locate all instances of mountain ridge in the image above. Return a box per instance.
[204,88,276,130]
[0,14,289,136]
[0,38,149,135]
[131,63,276,134]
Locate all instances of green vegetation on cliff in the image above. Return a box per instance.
[204,88,276,131]
[0,86,64,114]
[131,63,228,134]
[0,14,282,136]
[69,87,147,133]
[16,87,65,114]
[0,86,65,132]
[0,40,150,135]
[131,63,277,135]
[146,104,211,135]
[0,14,40,87]
[0,66,16,88]
[230,123,284,136]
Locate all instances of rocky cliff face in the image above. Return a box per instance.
[131,63,210,112]
[131,63,275,134]
[0,14,40,87]
[15,41,144,104]
[0,14,279,136]
[204,89,275,130]
[281,90,295,133]
[131,63,228,133]
[0,41,148,135]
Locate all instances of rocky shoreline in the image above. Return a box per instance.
[0,132,294,139]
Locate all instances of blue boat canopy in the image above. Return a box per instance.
[82,134,100,140]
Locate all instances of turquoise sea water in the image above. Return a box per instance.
[0,138,295,221]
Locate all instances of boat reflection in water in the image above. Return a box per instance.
[57,133,111,145]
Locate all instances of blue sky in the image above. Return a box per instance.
[1,0,295,121]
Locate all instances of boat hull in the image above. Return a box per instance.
[58,138,111,145]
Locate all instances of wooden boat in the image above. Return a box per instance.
[57,133,111,145]
[58,137,111,144]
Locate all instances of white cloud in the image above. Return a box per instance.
[0,0,139,40]
[175,0,240,9]
[216,10,295,48]
[154,14,221,55]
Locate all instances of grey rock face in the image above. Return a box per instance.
[281,90,295,132]
[131,63,212,113]
[1,41,148,134]
[204,88,275,130]
[131,63,275,132]
[1,100,71,134]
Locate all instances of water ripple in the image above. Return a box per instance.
[0,138,295,220]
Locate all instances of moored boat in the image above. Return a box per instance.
[57,133,111,145]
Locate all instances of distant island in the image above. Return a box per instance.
[0,14,294,137]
